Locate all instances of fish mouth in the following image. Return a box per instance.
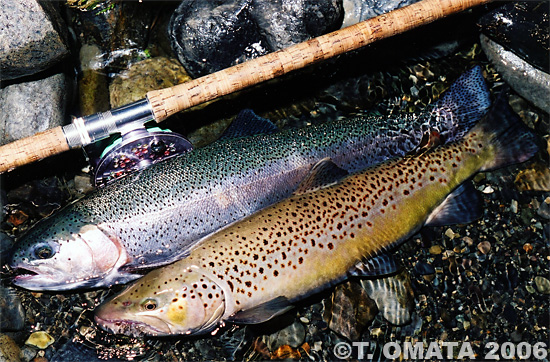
[12,267,39,281]
[94,314,170,337]
[10,264,98,291]
[11,266,63,290]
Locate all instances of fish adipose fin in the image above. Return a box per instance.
[478,91,540,171]
[348,253,402,278]
[434,65,491,143]
[227,296,293,324]
[219,109,279,140]
[425,181,482,227]
[293,158,349,195]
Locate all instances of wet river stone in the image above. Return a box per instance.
[323,281,377,341]
[0,285,25,332]
[109,57,191,108]
[0,73,69,145]
[265,320,306,350]
[341,0,419,28]
[0,334,20,362]
[0,232,13,257]
[169,0,343,77]
[0,0,69,80]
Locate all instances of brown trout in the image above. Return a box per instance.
[94,94,539,337]
[9,68,489,291]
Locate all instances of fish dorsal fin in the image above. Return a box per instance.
[293,158,349,196]
[425,181,482,227]
[348,253,402,278]
[219,109,278,140]
[227,296,293,324]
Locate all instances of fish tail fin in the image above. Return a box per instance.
[434,66,491,143]
[477,91,540,172]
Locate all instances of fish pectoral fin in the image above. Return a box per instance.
[348,253,402,278]
[218,109,279,140]
[425,181,482,227]
[293,158,349,195]
[119,250,191,273]
[227,296,293,324]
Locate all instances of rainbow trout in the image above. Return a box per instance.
[94,94,539,337]
[9,67,489,291]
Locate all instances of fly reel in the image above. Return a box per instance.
[85,126,193,187]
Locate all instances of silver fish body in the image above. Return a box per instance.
[9,67,490,291]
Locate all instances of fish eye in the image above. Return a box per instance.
[141,299,158,311]
[34,245,54,259]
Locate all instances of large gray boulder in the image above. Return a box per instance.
[0,72,69,145]
[0,0,69,81]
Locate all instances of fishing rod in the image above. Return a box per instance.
[0,0,492,174]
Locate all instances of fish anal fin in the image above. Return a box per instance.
[219,109,278,140]
[348,253,402,278]
[227,296,293,324]
[425,181,482,227]
[293,158,348,196]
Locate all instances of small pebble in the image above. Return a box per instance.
[462,236,474,246]
[534,276,550,295]
[523,243,533,253]
[429,245,443,255]
[312,341,322,352]
[370,328,383,338]
[25,331,54,349]
[477,241,491,255]
[299,317,309,324]
[510,199,518,213]
[445,228,458,239]
[482,185,495,194]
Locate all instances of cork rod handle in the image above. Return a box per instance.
[0,127,69,173]
[147,0,492,122]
